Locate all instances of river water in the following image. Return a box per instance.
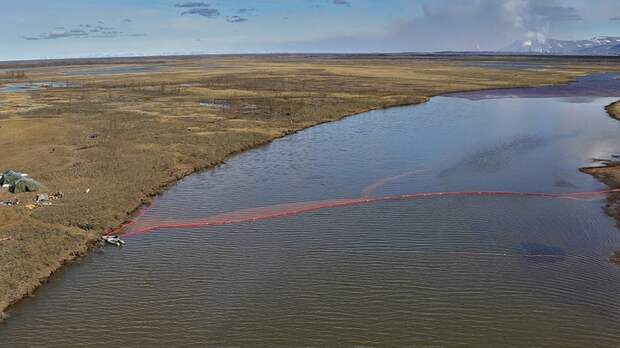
[2,75,620,347]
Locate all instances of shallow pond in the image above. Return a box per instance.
[461,61,550,70]
[0,81,71,94]
[2,75,620,347]
[449,72,620,99]
[62,66,158,76]
[199,101,230,109]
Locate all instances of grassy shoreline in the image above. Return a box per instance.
[0,94,432,316]
[580,100,620,266]
[606,100,620,121]
[1,55,619,316]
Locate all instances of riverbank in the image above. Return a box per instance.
[606,100,620,121]
[580,162,620,225]
[1,55,620,316]
[580,100,620,265]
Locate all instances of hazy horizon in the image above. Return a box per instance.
[1,0,620,61]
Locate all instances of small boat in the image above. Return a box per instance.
[101,235,125,247]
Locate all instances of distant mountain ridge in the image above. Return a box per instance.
[502,36,620,55]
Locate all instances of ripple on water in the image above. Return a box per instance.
[3,75,620,347]
[512,242,567,262]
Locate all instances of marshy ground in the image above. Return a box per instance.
[0,54,619,313]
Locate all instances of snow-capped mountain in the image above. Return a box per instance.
[502,36,620,55]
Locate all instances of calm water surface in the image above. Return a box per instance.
[461,61,550,70]
[2,75,620,347]
[62,66,158,76]
[0,81,71,94]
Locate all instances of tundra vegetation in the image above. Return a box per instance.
[0,54,619,313]
[4,71,26,79]
[607,100,620,121]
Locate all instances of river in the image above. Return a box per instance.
[2,74,620,347]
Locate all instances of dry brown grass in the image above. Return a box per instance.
[1,54,619,313]
[607,100,620,121]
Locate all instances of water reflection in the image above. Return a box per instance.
[0,81,73,93]
[462,61,549,70]
[62,66,158,76]
[449,73,620,99]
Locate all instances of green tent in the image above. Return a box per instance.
[0,170,24,186]
[10,178,41,193]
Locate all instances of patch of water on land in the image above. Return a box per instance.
[449,72,620,100]
[199,100,230,109]
[462,61,550,70]
[62,66,158,76]
[0,81,73,93]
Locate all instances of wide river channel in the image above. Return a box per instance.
[2,74,620,347]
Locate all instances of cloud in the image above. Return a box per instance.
[175,2,219,17]
[22,23,140,41]
[94,30,123,38]
[498,1,583,43]
[123,18,133,23]
[395,0,587,49]
[175,2,210,8]
[181,7,220,17]
[279,0,591,53]
[226,15,248,23]
[332,0,351,6]
[610,16,620,21]
[236,8,255,14]
[23,28,89,40]
[531,5,582,21]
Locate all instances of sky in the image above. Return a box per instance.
[1,0,620,61]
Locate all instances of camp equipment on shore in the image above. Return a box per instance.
[33,192,64,206]
[101,235,125,247]
[35,193,49,204]
[49,191,64,200]
[0,170,25,187]
[1,170,42,193]
[9,177,41,193]
[0,198,19,207]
